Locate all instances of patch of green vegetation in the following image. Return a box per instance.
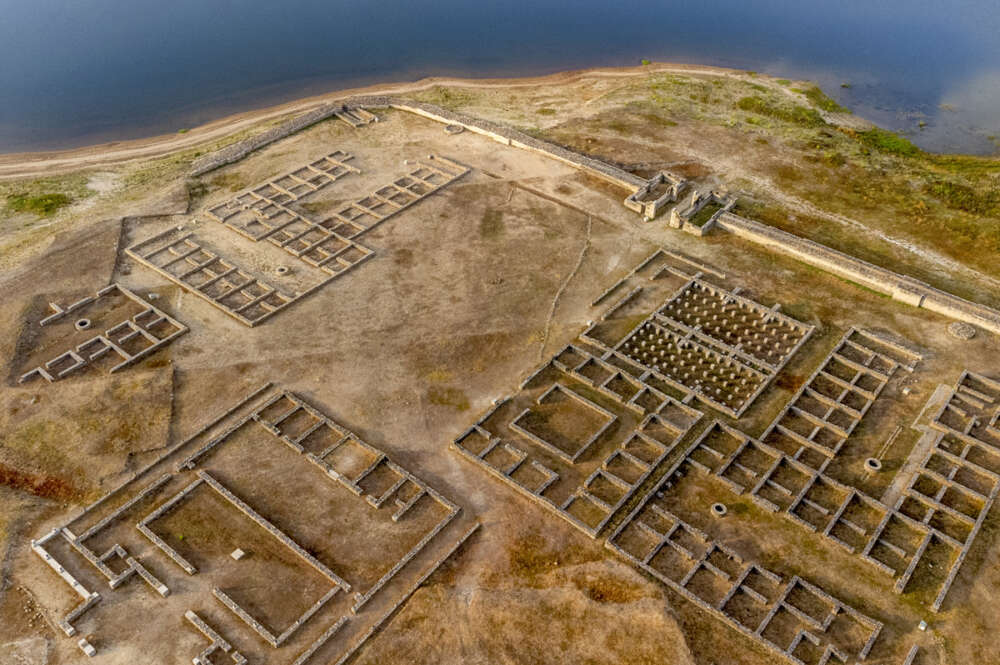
[479,208,504,239]
[923,179,1000,216]
[855,128,921,157]
[735,96,825,128]
[776,79,791,86]
[177,128,189,134]
[640,59,651,66]
[802,85,848,113]
[427,385,469,411]
[5,193,71,216]
[821,151,847,167]
[632,110,678,128]
[536,107,556,116]
[688,202,723,227]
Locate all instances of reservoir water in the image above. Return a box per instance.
[1,0,998,155]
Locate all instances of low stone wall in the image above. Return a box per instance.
[715,212,1000,334]
[189,94,647,191]
[189,104,341,177]
[355,96,646,191]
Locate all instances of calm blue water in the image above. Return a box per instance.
[1,0,998,155]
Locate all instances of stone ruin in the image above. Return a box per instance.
[17,283,187,384]
[608,491,883,665]
[624,170,687,220]
[669,188,736,236]
[586,261,814,418]
[455,346,703,537]
[30,383,479,663]
[127,151,469,326]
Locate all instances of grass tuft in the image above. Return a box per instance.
[855,128,921,157]
[6,193,72,216]
[802,85,848,113]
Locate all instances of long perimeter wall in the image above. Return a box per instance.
[714,212,1000,335]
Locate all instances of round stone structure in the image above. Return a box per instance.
[711,503,727,517]
[75,318,92,331]
[947,321,976,340]
[865,458,882,472]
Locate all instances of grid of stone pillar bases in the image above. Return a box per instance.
[590,272,814,418]
[17,283,187,384]
[126,151,468,326]
[31,383,478,663]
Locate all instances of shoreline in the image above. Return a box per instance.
[0,62,792,180]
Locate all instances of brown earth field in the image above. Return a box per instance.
[1,64,999,665]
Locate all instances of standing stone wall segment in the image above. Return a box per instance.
[197,470,351,591]
[189,103,346,177]
[760,328,908,467]
[125,228,296,326]
[714,212,1000,335]
[30,382,477,662]
[186,95,1000,340]
[332,522,481,665]
[185,609,247,665]
[134,153,467,326]
[685,374,999,615]
[30,529,101,637]
[624,171,687,220]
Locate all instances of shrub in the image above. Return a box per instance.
[856,128,920,157]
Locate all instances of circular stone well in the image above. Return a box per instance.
[444,124,464,135]
[275,266,290,276]
[710,503,727,518]
[75,318,92,331]
[865,458,883,472]
[947,321,976,340]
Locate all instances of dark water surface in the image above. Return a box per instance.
[1,0,998,155]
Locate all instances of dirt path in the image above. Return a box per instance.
[538,215,592,361]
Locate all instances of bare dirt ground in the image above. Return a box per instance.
[1,66,999,665]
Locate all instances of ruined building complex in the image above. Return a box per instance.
[18,94,1000,665]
